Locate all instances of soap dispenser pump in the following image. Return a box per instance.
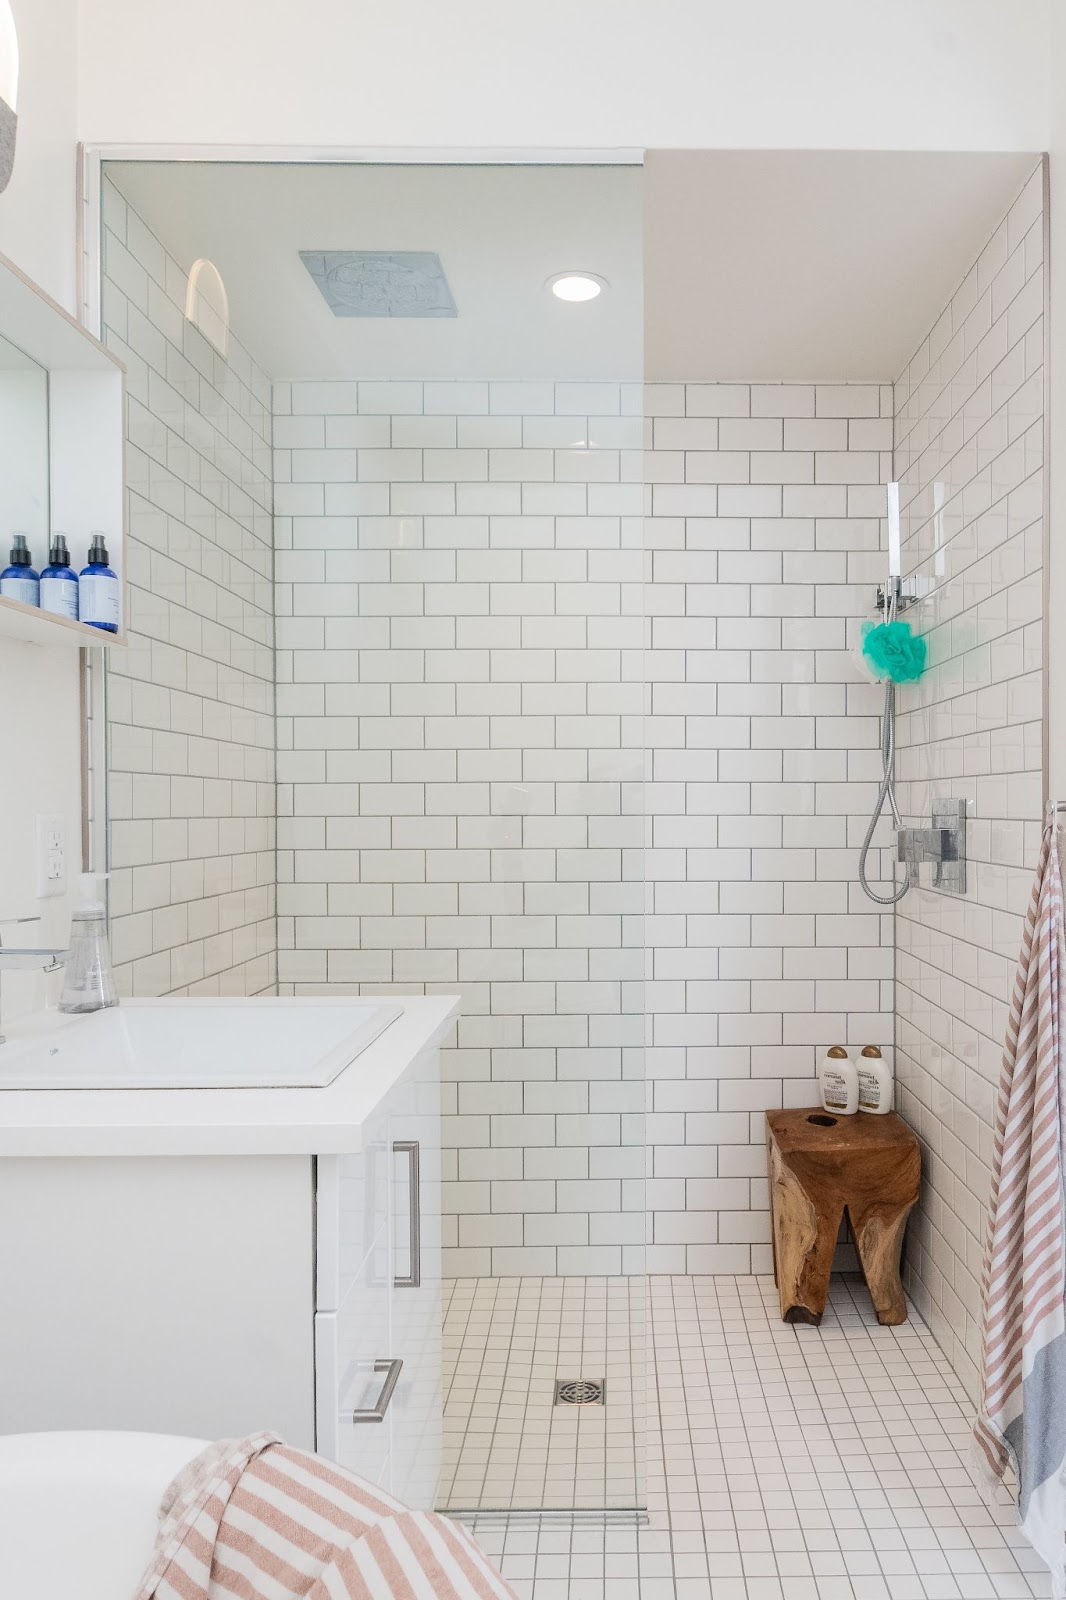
[58,873,118,1014]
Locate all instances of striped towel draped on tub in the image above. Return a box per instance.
[134,1433,517,1600]
[975,810,1066,1597]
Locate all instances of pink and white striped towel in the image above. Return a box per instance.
[975,812,1066,1597]
[133,1432,517,1600]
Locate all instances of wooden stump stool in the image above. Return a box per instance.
[765,1107,921,1326]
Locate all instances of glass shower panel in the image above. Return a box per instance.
[98,154,644,1516]
[401,167,647,1515]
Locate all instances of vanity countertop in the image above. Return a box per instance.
[0,995,459,1157]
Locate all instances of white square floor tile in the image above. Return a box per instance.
[449,1274,1046,1600]
[439,1274,646,1512]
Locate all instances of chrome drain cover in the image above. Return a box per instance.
[554,1378,605,1406]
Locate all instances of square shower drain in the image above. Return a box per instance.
[554,1378,605,1406]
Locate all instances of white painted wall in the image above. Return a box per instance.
[0,364,50,543]
[0,0,82,1027]
[0,0,77,308]
[75,0,1050,153]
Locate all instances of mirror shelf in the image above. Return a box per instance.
[0,591,125,648]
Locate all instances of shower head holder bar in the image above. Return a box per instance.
[875,576,918,615]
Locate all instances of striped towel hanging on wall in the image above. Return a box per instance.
[974,808,1066,1599]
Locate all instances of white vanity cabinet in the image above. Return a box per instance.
[313,1038,442,1504]
[0,997,455,1512]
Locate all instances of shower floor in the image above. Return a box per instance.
[439,1275,645,1511]
[456,1275,1046,1598]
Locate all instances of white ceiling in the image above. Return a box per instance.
[645,150,1040,380]
[108,151,1040,385]
[107,162,643,383]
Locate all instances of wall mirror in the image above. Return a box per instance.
[0,330,49,548]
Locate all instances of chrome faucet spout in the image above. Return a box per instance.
[0,931,72,1044]
[0,948,72,971]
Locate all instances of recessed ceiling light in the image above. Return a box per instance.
[548,272,606,303]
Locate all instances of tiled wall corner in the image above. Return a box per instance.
[272,380,646,1278]
[645,382,895,1273]
[101,177,277,997]
[895,162,1046,1401]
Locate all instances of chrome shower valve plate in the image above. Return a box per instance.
[896,797,967,896]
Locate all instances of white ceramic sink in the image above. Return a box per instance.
[0,999,403,1090]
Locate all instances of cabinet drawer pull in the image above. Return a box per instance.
[351,1358,403,1423]
[393,1139,421,1289]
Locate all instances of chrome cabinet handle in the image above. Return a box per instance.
[393,1139,421,1289]
[351,1358,403,1423]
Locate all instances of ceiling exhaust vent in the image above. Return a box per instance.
[299,251,457,318]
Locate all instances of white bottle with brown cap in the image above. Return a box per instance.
[857,1045,893,1114]
[819,1046,858,1115]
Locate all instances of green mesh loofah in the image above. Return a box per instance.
[860,618,927,683]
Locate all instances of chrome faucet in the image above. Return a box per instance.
[0,919,71,1045]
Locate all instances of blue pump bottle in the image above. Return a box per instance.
[78,533,120,633]
[0,534,40,606]
[40,533,79,620]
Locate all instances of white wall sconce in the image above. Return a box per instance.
[184,258,230,357]
[0,2,19,195]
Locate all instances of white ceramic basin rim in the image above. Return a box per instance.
[0,999,403,1089]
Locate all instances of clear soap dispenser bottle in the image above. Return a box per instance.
[59,873,118,1014]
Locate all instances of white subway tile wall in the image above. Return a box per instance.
[645,383,895,1274]
[95,171,1047,1383]
[895,162,1046,1400]
[273,381,646,1277]
[101,179,277,997]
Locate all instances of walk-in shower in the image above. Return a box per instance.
[84,143,1047,1592]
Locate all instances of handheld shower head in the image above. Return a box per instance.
[887,481,901,581]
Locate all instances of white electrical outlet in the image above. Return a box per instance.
[36,813,65,899]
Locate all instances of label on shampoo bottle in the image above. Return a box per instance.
[820,1045,858,1114]
[0,574,38,606]
[822,1066,850,1110]
[79,573,120,629]
[857,1045,892,1113]
[40,575,79,619]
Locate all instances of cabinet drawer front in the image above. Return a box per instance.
[316,1222,396,1472]
[387,1052,443,1510]
[316,1105,391,1312]
[315,1274,393,1487]
[388,1283,443,1510]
